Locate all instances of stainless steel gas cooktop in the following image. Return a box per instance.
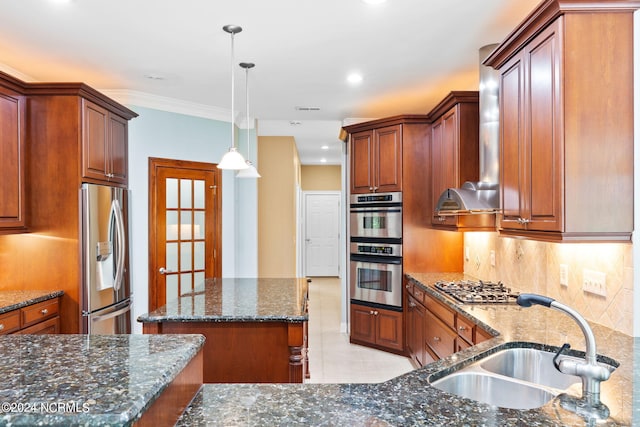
[434,279,519,304]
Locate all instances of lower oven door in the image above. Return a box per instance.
[350,254,402,308]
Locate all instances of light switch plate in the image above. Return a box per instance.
[559,264,568,287]
[583,269,607,297]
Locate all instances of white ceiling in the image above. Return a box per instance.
[0,0,540,165]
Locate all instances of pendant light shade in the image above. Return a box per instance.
[218,25,248,170]
[237,61,261,178]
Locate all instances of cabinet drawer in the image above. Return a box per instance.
[16,316,60,335]
[424,294,455,329]
[425,309,456,360]
[21,299,59,329]
[456,315,474,344]
[0,310,20,335]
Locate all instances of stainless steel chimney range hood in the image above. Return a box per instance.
[435,44,500,217]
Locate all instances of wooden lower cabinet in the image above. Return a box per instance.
[350,302,403,353]
[143,320,307,383]
[134,348,203,427]
[0,297,60,335]
[405,283,491,366]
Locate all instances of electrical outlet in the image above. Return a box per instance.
[582,269,607,297]
[559,264,568,287]
[490,250,496,267]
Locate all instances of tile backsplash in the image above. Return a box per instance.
[463,232,633,336]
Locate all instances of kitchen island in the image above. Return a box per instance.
[0,334,204,426]
[177,272,636,426]
[138,277,309,383]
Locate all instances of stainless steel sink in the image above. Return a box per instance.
[480,348,581,390]
[431,371,556,410]
[430,347,616,410]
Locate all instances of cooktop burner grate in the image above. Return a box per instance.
[434,280,520,304]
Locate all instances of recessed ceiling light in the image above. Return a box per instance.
[321,145,329,150]
[347,73,363,85]
[320,158,327,163]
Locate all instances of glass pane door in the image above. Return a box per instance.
[164,177,207,303]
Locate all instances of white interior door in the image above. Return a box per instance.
[304,192,340,277]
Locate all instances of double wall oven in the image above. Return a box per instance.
[349,192,402,309]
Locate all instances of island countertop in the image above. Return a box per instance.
[0,289,63,315]
[177,272,636,426]
[0,334,204,426]
[137,277,309,323]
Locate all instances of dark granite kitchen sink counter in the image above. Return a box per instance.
[177,272,636,426]
[0,333,204,426]
[137,277,309,323]
[0,289,63,314]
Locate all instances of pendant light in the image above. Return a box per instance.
[218,25,249,170]
[236,62,261,178]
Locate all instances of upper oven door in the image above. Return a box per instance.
[349,206,402,239]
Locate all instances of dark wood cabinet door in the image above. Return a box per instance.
[0,86,25,230]
[350,130,374,194]
[350,303,376,344]
[430,119,444,224]
[108,113,128,185]
[407,295,425,366]
[525,21,562,232]
[499,54,526,229]
[82,99,109,181]
[375,306,403,352]
[374,124,402,193]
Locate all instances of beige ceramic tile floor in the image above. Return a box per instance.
[306,277,414,384]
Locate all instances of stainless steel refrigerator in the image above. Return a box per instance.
[80,183,132,334]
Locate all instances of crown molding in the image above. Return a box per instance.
[99,89,238,124]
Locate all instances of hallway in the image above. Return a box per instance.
[306,277,414,383]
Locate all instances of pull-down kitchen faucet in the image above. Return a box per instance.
[516,294,611,405]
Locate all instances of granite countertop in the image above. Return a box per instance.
[0,334,204,426]
[0,290,64,315]
[177,272,636,426]
[137,277,309,323]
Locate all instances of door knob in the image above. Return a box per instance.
[159,267,173,274]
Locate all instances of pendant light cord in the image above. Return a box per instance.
[230,31,235,148]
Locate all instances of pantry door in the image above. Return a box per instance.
[148,158,222,311]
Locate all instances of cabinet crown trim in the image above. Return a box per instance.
[484,0,640,69]
[426,91,479,121]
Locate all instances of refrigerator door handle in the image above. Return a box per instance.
[91,302,131,324]
[111,199,126,292]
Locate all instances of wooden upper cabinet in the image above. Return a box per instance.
[349,124,402,194]
[428,92,489,231]
[0,85,26,232]
[498,21,562,234]
[350,130,374,194]
[82,98,129,185]
[374,124,402,193]
[485,0,637,242]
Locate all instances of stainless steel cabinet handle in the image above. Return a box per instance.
[0,324,4,331]
[458,326,466,332]
[433,336,441,342]
[409,301,416,308]
[41,309,48,315]
[159,267,174,274]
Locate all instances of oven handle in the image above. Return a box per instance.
[349,208,402,214]
[350,254,402,265]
